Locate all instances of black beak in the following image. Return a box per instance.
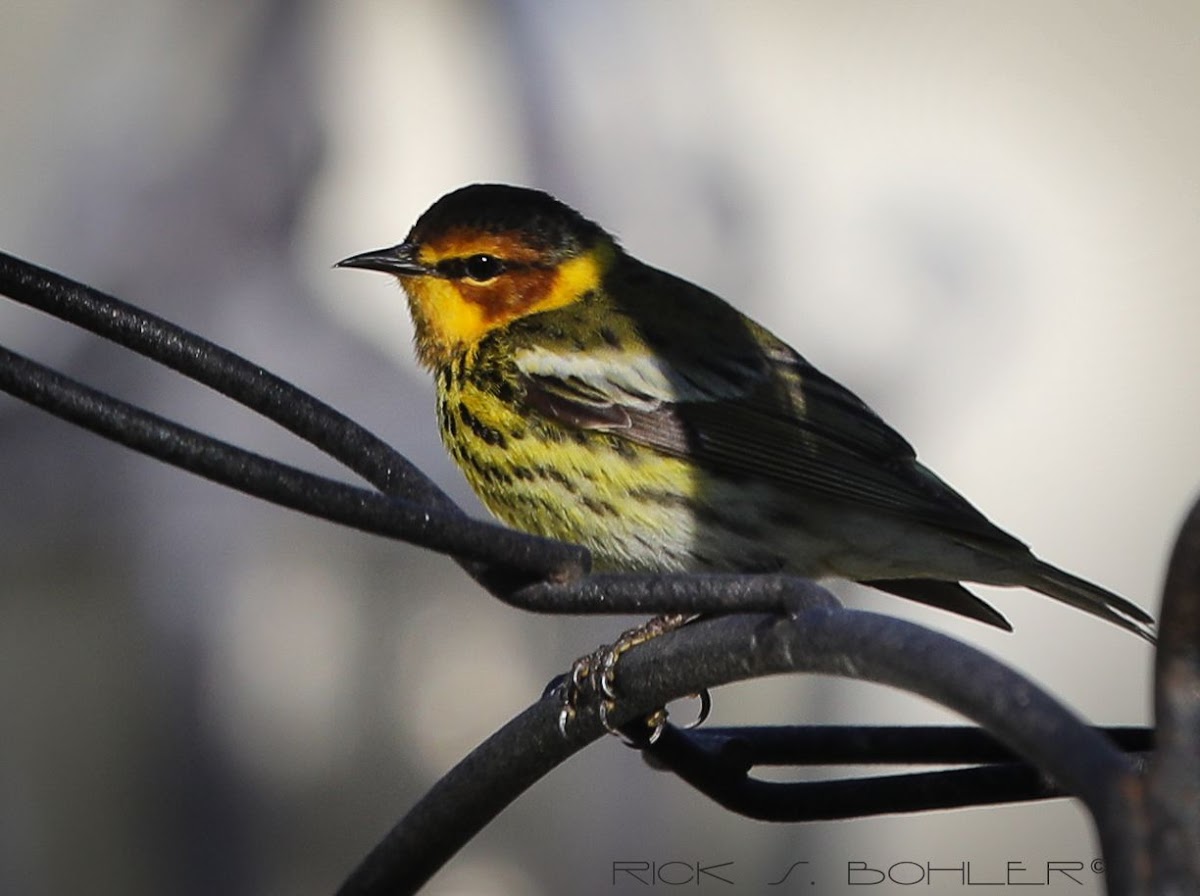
[335,242,426,276]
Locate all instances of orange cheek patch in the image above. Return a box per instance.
[402,240,610,367]
[460,269,557,326]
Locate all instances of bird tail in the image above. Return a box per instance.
[1027,560,1156,643]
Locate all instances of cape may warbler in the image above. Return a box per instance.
[339,183,1154,641]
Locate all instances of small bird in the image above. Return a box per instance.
[338,183,1155,641]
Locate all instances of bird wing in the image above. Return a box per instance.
[509,289,1023,550]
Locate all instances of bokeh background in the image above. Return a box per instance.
[2,2,1198,894]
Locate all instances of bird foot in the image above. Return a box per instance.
[558,613,709,744]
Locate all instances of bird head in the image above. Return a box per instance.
[338,184,616,369]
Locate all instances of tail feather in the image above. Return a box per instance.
[1027,561,1156,643]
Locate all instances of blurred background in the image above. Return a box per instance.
[2,1,1198,893]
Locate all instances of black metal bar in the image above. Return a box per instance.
[0,344,579,574]
[638,724,1151,822]
[507,571,840,615]
[608,610,1146,895]
[335,694,587,896]
[645,724,1068,820]
[0,251,455,514]
[336,608,1148,895]
[676,724,1154,767]
[1148,492,1200,889]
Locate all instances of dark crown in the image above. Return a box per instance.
[408,184,608,256]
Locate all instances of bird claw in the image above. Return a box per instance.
[557,652,595,737]
[598,612,690,701]
[556,613,699,744]
[681,688,713,730]
[599,649,621,700]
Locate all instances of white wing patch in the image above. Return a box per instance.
[514,345,754,408]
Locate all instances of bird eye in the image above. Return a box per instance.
[462,254,504,282]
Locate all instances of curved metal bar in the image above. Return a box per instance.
[617,609,1144,892]
[337,608,1145,895]
[673,724,1153,767]
[0,252,453,512]
[645,728,1069,820]
[0,344,579,573]
[1148,492,1200,889]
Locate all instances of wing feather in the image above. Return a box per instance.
[503,259,1024,550]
